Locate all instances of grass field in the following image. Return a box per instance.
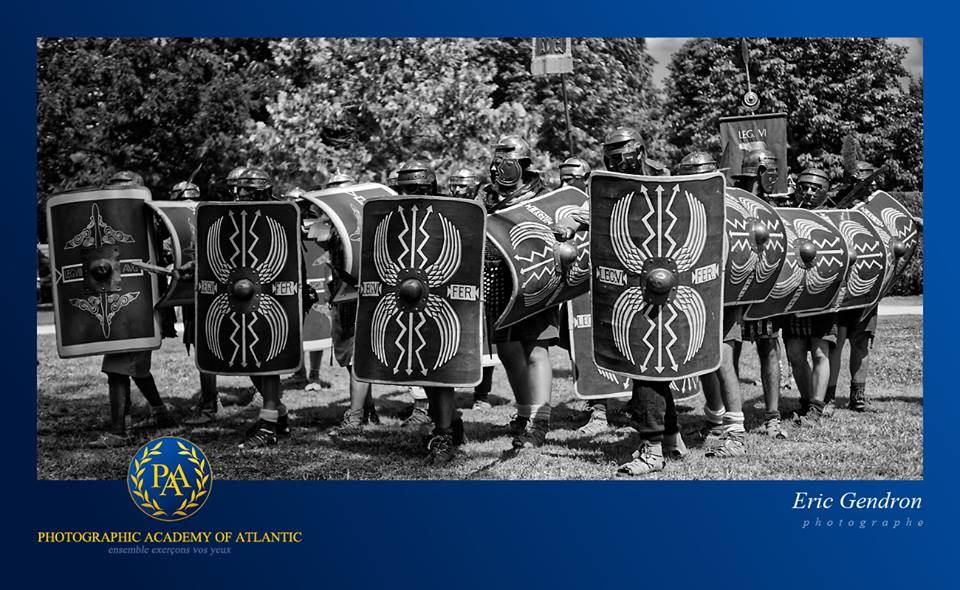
[36,313,922,481]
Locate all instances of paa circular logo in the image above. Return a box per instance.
[127,437,213,522]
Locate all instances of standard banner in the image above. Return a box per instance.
[195,201,303,375]
[485,186,591,329]
[146,200,198,307]
[589,171,726,381]
[723,187,787,305]
[46,188,161,358]
[353,196,486,387]
[745,208,850,320]
[718,112,788,194]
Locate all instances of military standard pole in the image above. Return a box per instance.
[560,73,574,156]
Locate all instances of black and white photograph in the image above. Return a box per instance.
[36,37,923,480]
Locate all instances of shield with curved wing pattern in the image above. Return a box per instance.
[195,201,303,375]
[300,183,397,301]
[854,191,920,314]
[146,200,198,307]
[745,208,850,320]
[808,209,887,313]
[485,186,591,329]
[589,171,726,381]
[567,292,703,400]
[46,188,161,357]
[723,187,787,305]
[353,196,486,387]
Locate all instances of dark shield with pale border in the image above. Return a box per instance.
[589,171,725,381]
[485,186,591,329]
[568,292,703,401]
[723,187,787,305]
[745,208,850,320]
[354,196,485,387]
[853,191,920,318]
[195,201,303,375]
[46,188,161,358]
[300,183,397,301]
[146,200,198,307]
[811,209,887,313]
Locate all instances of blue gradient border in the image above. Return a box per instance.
[6,1,954,587]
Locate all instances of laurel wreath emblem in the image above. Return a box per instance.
[128,439,210,520]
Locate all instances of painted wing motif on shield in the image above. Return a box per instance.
[369,204,463,376]
[610,184,708,374]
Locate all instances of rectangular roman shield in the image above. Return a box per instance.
[568,292,632,399]
[854,191,921,310]
[146,201,198,307]
[485,186,591,329]
[812,209,888,313]
[195,201,303,375]
[745,208,850,320]
[569,288,706,402]
[723,187,787,305]
[718,112,789,194]
[589,171,726,381]
[300,182,397,301]
[353,196,486,387]
[302,230,333,351]
[46,188,161,358]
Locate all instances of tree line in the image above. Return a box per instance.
[37,37,922,208]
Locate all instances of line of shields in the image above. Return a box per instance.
[46,174,919,402]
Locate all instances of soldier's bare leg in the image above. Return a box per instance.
[699,371,726,440]
[512,341,552,449]
[706,341,747,457]
[827,324,848,405]
[497,340,529,403]
[241,375,282,448]
[756,338,781,414]
[132,373,176,427]
[786,338,812,404]
[809,339,831,405]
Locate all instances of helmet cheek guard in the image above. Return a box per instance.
[492,157,523,190]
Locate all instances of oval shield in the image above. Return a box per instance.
[853,191,921,312]
[300,183,397,301]
[809,209,887,313]
[146,201,198,308]
[723,187,787,305]
[485,186,591,329]
[745,208,850,320]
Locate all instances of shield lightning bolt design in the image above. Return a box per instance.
[369,205,463,376]
[610,185,707,374]
[203,210,292,368]
[773,217,845,313]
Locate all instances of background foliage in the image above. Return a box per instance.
[36,37,923,292]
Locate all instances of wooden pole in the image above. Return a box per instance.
[560,73,574,156]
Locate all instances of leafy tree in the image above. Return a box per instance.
[37,38,276,201]
[477,38,664,168]
[258,38,521,190]
[662,38,921,190]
